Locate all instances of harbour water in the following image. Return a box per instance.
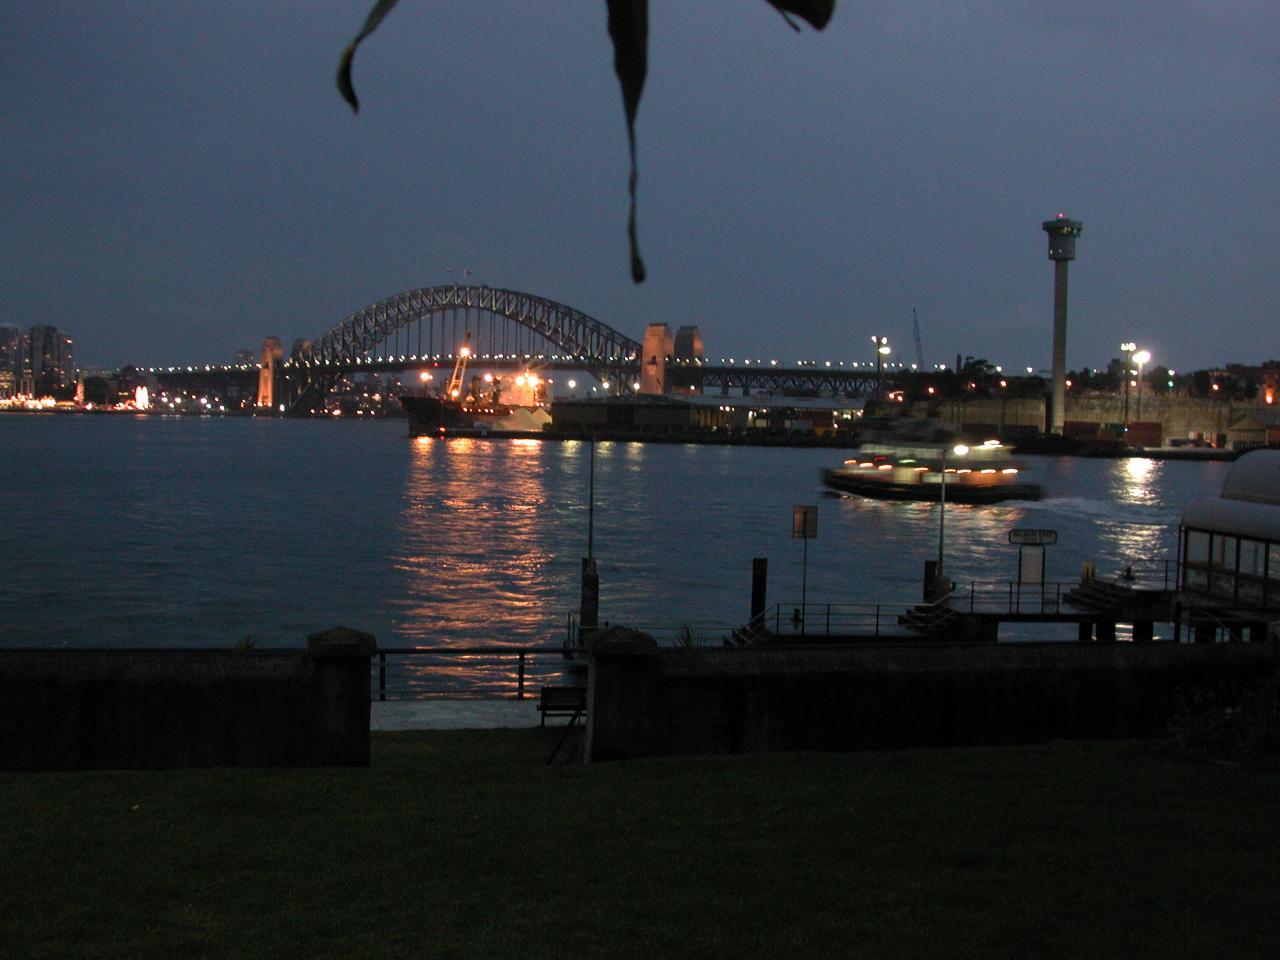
[1,414,1230,692]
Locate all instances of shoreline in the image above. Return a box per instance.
[2,406,1247,459]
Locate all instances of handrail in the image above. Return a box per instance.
[768,601,921,638]
[373,645,567,702]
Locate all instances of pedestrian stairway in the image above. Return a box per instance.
[1061,578,1140,611]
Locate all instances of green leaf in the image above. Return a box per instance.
[336,0,402,113]
[766,1,836,31]
[606,0,648,283]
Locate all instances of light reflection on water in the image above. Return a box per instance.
[0,415,1234,692]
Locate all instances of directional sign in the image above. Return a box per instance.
[1009,528,1058,546]
[792,505,818,539]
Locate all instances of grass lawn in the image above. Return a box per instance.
[2,731,1278,959]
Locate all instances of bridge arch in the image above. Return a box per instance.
[284,285,643,412]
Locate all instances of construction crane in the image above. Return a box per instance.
[911,309,926,369]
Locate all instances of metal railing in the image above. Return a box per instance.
[953,581,1070,615]
[566,619,759,649]
[767,601,921,638]
[372,646,568,701]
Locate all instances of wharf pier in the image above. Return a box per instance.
[754,562,1182,645]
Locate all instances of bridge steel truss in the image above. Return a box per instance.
[283,285,643,413]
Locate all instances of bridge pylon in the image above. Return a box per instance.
[256,337,283,412]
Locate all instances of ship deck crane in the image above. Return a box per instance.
[446,331,472,399]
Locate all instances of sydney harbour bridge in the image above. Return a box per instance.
[144,285,882,413]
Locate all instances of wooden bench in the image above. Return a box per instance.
[539,685,587,726]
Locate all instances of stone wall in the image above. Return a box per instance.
[585,640,1277,762]
[0,627,374,771]
[915,396,1248,445]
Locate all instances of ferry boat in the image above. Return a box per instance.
[823,438,1043,503]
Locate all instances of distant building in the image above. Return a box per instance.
[27,325,75,397]
[0,324,22,377]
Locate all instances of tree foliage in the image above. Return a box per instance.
[336,1,836,283]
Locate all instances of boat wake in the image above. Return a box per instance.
[1022,495,1176,527]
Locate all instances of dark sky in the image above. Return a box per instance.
[3,2,1277,375]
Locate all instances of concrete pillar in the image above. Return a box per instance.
[639,324,673,395]
[750,558,768,628]
[257,336,283,411]
[1049,259,1069,436]
[305,626,376,767]
[1042,216,1082,436]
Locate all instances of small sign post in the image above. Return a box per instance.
[1009,528,1058,546]
[792,506,818,635]
[1010,529,1057,600]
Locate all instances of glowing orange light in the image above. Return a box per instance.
[419,372,431,382]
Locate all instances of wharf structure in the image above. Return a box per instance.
[1175,448,1280,642]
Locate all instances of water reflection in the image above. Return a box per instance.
[391,438,573,663]
[1116,457,1160,505]
[383,442,1226,691]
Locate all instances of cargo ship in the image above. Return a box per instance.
[400,332,550,437]
[400,393,550,437]
[822,438,1043,503]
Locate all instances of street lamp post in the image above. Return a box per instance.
[1120,342,1136,426]
[1133,350,1151,422]
[937,443,969,592]
[872,336,890,408]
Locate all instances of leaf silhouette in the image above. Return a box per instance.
[337,0,401,113]
[337,1,837,281]
[766,1,836,31]
[606,0,648,283]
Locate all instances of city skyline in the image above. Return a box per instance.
[3,3,1277,374]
